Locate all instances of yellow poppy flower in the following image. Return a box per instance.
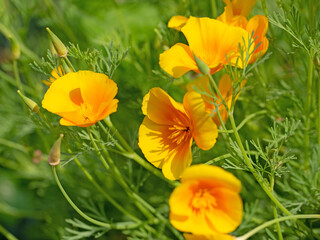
[42,66,66,87]
[169,165,243,235]
[217,0,269,63]
[138,88,218,180]
[42,71,118,127]
[160,16,252,78]
[184,233,235,240]
[187,75,244,126]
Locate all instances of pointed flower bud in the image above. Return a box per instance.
[9,36,21,60]
[17,90,40,113]
[48,134,64,166]
[193,53,210,75]
[46,27,68,57]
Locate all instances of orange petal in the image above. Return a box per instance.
[169,180,195,216]
[159,43,198,78]
[181,165,241,193]
[141,87,188,125]
[168,15,189,31]
[207,188,243,233]
[183,91,218,150]
[181,17,252,69]
[228,0,258,17]
[162,135,193,180]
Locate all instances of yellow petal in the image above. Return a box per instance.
[226,0,258,17]
[168,15,189,31]
[159,43,198,78]
[138,117,171,168]
[181,17,252,69]
[169,180,195,216]
[141,87,188,125]
[183,91,218,150]
[162,135,193,180]
[181,165,241,193]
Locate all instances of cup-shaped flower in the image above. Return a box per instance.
[160,16,252,78]
[187,75,244,126]
[168,15,189,31]
[138,88,218,180]
[217,0,268,63]
[169,165,243,235]
[42,71,118,127]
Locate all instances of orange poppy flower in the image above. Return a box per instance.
[184,233,235,240]
[42,71,118,127]
[187,75,244,126]
[169,165,243,235]
[138,88,218,180]
[160,16,252,78]
[217,0,268,63]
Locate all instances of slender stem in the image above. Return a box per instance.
[71,153,140,223]
[205,151,259,165]
[229,114,292,216]
[210,0,217,18]
[52,166,139,230]
[237,214,320,240]
[63,56,76,72]
[272,206,283,240]
[13,60,22,92]
[318,70,320,162]
[0,224,18,240]
[304,49,314,168]
[260,0,275,39]
[98,121,126,152]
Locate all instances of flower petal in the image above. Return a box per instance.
[181,165,241,193]
[162,135,193,180]
[184,233,235,240]
[141,87,188,125]
[226,0,258,17]
[138,117,171,168]
[168,15,189,31]
[181,17,252,69]
[159,43,198,78]
[183,91,218,150]
[207,188,243,233]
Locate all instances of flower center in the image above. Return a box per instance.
[80,103,94,123]
[191,188,217,212]
[167,124,191,145]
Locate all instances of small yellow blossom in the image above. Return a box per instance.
[42,71,118,127]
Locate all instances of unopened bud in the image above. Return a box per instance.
[17,90,40,113]
[46,27,68,57]
[49,41,58,56]
[9,36,21,60]
[48,134,64,166]
[193,53,210,75]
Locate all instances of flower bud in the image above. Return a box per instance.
[48,134,64,166]
[193,53,210,75]
[46,27,68,57]
[17,90,40,113]
[9,36,21,60]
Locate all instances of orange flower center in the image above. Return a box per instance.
[80,102,94,123]
[167,124,191,145]
[191,188,217,212]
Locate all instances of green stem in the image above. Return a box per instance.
[304,49,314,168]
[13,60,22,92]
[52,166,139,230]
[98,121,126,152]
[318,70,320,162]
[237,214,320,240]
[272,206,283,240]
[63,56,76,72]
[205,151,259,165]
[260,0,275,39]
[210,0,217,18]
[229,113,292,216]
[0,224,18,240]
[71,154,140,223]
